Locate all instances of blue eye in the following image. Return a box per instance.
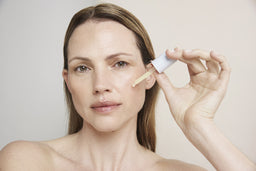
[75,65,90,72]
[114,61,128,68]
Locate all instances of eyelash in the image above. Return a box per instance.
[74,65,90,73]
[73,61,128,73]
[114,61,128,68]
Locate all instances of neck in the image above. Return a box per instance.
[74,119,147,170]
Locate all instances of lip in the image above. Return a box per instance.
[90,101,121,113]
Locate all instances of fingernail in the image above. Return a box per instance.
[167,49,175,55]
[211,50,219,56]
[170,49,175,53]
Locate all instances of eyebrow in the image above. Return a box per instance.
[68,52,133,64]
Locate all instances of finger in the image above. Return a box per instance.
[210,51,231,88]
[167,48,207,75]
[166,48,183,60]
[183,49,220,75]
[153,71,176,97]
[183,49,211,61]
[206,60,219,74]
[186,59,207,75]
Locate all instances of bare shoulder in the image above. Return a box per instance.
[155,158,207,171]
[0,140,53,170]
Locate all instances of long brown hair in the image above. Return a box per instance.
[63,3,159,152]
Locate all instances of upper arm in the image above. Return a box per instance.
[0,141,52,170]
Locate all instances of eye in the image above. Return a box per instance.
[75,65,90,72]
[114,61,128,68]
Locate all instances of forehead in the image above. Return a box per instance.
[67,19,140,59]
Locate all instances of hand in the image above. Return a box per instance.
[154,48,231,131]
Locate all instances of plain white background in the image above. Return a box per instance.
[0,0,255,170]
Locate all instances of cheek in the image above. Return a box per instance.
[114,71,146,111]
[113,69,146,92]
[69,77,88,95]
[68,77,91,110]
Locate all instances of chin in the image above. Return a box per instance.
[85,115,136,133]
[93,122,118,133]
[85,118,125,133]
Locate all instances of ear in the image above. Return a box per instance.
[62,69,71,92]
[145,64,156,89]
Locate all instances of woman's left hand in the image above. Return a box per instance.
[154,48,231,131]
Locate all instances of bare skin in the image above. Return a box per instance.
[0,20,206,171]
[0,19,255,171]
[154,48,256,170]
[0,138,205,171]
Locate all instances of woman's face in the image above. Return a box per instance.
[63,20,154,132]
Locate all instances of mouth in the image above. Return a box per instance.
[90,101,121,113]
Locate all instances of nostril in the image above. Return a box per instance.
[92,71,112,94]
[93,87,111,94]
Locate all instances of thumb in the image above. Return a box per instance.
[153,71,176,97]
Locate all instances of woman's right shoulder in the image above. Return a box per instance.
[0,140,53,170]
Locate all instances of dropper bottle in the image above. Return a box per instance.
[132,51,176,87]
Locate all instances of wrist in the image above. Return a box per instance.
[181,116,256,171]
[182,116,216,144]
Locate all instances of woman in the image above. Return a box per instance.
[0,3,255,171]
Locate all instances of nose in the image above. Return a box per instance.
[92,69,112,95]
